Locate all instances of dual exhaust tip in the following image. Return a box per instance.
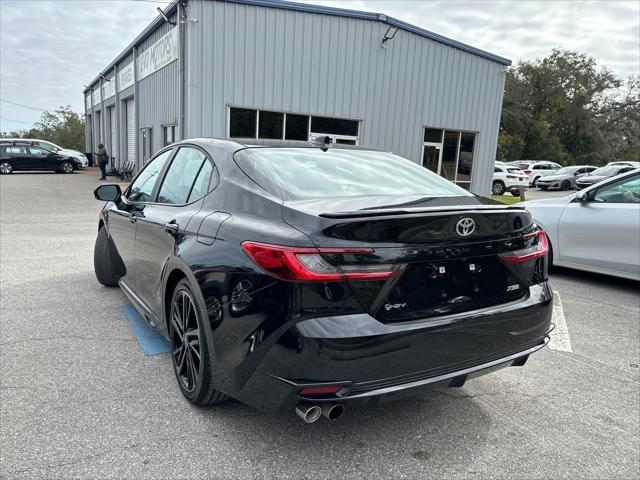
[295,402,344,423]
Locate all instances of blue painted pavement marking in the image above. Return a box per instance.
[121,304,170,355]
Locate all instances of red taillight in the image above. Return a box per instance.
[299,385,344,396]
[506,174,517,179]
[500,230,549,263]
[523,169,532,174]
[241,241,396,282]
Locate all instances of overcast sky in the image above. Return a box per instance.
[1,0,638,132]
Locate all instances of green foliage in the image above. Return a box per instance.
[498,49,639,166]
[0,105,85,151]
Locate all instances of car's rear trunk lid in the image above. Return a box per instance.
[282,196,545,322]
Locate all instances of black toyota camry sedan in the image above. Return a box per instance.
[93,139,553,422]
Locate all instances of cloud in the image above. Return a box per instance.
[1,0,638,133]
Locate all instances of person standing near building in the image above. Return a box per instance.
[95,143,108,180]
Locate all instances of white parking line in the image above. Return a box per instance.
[549,290,573,352]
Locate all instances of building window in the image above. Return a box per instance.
[163,124,177,146]
[421,127,476,186]
[285,114,309,141]
[229,108,257,137]
[258,111,284,139]
[228,107,359,144]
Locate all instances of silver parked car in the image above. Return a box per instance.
[523,169,639,280]
[536,165,597,191]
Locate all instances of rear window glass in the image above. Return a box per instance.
[234,148,471,200]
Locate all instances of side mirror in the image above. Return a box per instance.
[575,191,588,203]
[94,184,121,202]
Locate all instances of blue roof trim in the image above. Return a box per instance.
[223,0,512,66]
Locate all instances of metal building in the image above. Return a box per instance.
[84,0,510,195]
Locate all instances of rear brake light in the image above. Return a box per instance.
[523,169,532,174]
[500,230,549,263]
[506,174,517,179]
[241,241,396,282]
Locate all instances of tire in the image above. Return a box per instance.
[59,161,74,174]
[492,181,505,195]
[561,180,571,191]
[531,176,541,187]
[511,190,520,197]
[169,278,228,406]
[0,161,13,174]
[539,185,548,191]
[93,226,121,286]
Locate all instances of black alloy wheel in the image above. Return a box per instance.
[171,286,202,393]
[169,278,228,405]
[561,180,571,191]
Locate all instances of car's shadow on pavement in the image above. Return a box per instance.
[189,389,490,465]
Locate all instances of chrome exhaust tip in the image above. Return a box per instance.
[321,403,345,421]
[295,402,322,423]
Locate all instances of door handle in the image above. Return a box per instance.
[164,220,179,235]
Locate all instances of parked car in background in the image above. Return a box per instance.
[505,161,562,186]
[0,138,88,167]
[607,161,640,168]
[575,165,637,189]
[0,142,82,174]
[524,169,639,280]
[92,139,553,421]
[492,164,528,196]
[536,165,598,191]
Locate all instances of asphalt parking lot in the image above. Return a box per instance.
[1,169,638,479]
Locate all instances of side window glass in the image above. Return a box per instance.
[593,176,640,203]
[188,161,215,203]
[127,149,173,203]
[157,147,207,204]
[27,146,49,156]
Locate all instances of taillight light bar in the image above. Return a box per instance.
[241,241,396,282]
[500,230,549,263]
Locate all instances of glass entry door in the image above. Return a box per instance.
[422,144,441,174]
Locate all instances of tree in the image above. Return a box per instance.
[498,49,638,165]
[0,105,85,151]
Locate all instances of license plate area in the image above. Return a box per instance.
[375,257,527,323]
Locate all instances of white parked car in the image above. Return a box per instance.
[0,138,88,167]
[492,164,528,196]
[523,169,640,281]
[607,161,640,168]
[506,160,562,186]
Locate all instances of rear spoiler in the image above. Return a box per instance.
[319,205,527,219]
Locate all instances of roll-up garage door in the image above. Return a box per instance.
[125,98,136,165]
[109,107,117,166]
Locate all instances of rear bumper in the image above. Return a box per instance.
[231,283,553,413]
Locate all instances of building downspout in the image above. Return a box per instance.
[133,45,139,170]
[114,64,120,169]
[178,1,187,140]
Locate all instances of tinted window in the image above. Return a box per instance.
[235,148,471,200]
[258,111,284,139]
[310,116,358,136]
[424,128,443,143]
[127,149,172,202]
[188,160,215,203]
[157,147,207,204]
[285,114,309,141]
[229,108,257,137]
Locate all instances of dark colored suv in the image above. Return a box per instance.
[0,141,82,174]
